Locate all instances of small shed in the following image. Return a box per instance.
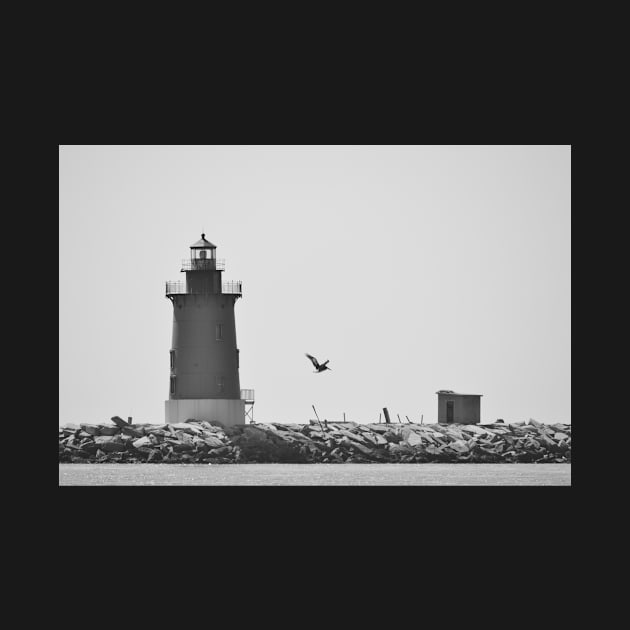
[436,390,482,424]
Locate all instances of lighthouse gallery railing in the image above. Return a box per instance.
[165,281,242,296]
[181,259,226,271]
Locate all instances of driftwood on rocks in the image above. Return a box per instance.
[59,418,571,464]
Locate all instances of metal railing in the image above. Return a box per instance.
[165,280,242,296]
[165,281,186,295]
[222,281,242,295]
[240,389,255,402]
[181,258,225,271]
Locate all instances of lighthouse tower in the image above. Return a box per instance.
[164,234,249,426]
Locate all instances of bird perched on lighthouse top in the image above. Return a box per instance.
[305,353,332,373]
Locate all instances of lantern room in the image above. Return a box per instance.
[182,233,221,272]
[190,233,216,264]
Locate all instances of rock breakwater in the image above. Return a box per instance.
[59,417,571,464]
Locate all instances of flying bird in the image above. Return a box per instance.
[305,353,332,373]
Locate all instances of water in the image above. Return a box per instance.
[59,463,571,486]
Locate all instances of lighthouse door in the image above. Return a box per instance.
[446,401,454,423]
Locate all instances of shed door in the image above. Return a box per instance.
[446,400,454,423]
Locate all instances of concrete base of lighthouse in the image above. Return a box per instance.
[165,399,245,426]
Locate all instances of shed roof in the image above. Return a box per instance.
[190,233,216,249]
[436,390,483,397]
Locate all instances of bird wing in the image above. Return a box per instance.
[305,353,320,369]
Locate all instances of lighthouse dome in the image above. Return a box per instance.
[190,234,216,249]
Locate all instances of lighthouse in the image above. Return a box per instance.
[164,234,252,425]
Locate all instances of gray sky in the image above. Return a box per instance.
[59,145,571,425]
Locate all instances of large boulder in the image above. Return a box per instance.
[93,436,126,452]
[366,424,390,434]
[171,442,194,453]
[460,425,488,436]
[175,431,194,444]
[362,431,388,446]
[404,431,425,447]
[438,426,467,441]
[448,440,470,453]
[132,436,152,449]
[110,416,129,428]
[338,437,373,457]
[146,428,168,437]
[383,430,402,443]
[169,422,202,435]
[122,425,144,438]
[203,435,224,449]
[425,444,445,455]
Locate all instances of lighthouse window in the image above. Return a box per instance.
[216,376,225,394]
[216,323,223,340]
[170,350,176,370]
[199,250,207,259]
[170,376,176,395]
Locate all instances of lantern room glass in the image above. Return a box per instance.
[192,248,215,261]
